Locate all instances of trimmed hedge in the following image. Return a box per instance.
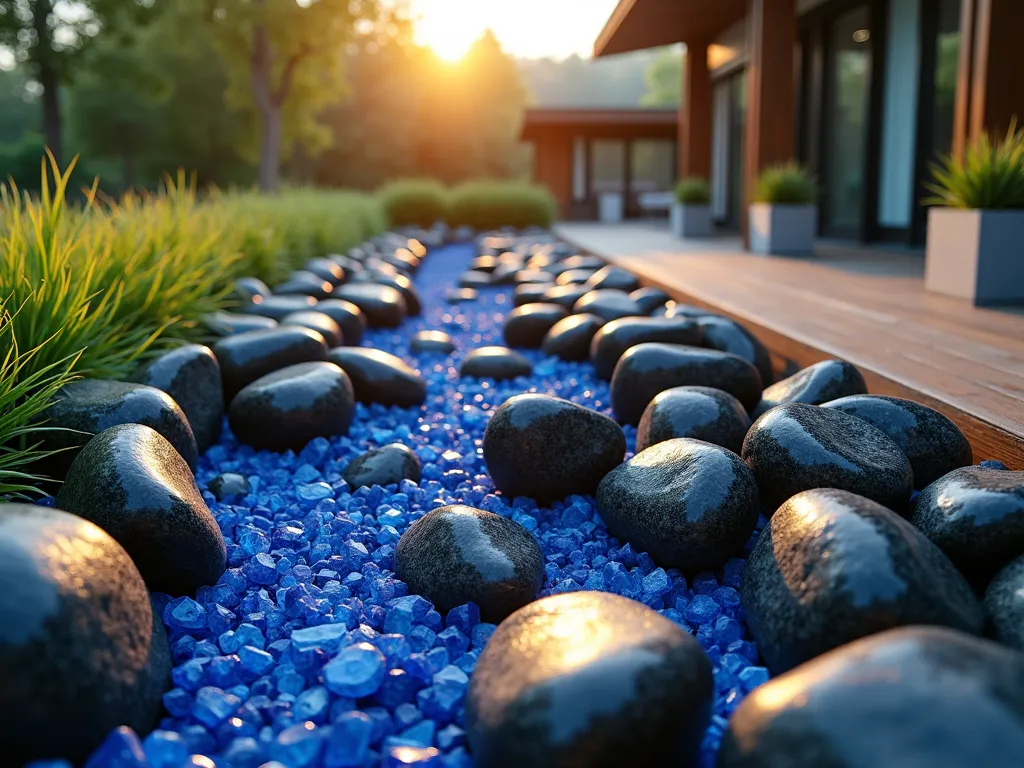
[378,180,556,231]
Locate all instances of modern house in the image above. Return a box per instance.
[592,0,1023,246]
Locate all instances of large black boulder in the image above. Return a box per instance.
[585,265,640,292]
[0,505,171,765]
[630,286,670,314]
[823,394,972,489]
[132,344,223,453]
[57,424,227,595]
[753,359,866,418]
[541,314,605,362]
[503,303,569,349]
[718,626,1024,768]
[590,316,703,380]
[314,299,367,347]
[742,402,914,512]
[597,438,759,571]
[610,343,763,425]
[742,488,984,674]
[484,394,626,504]
[697,316,774,387]
[327,348,427,408]
[466,592,713,768]
[332,283,408,328]
[636,386,751,454]
[228,362,356,452]
[281,310,344,348]
[573,289,643,323]
[213,326,329,401]
[40,379,198,478]
[395,505,543,622]
[908,466,1024,589]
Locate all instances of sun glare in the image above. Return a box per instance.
[413,1,486,63]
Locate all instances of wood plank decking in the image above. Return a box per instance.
[554,222,1024,469]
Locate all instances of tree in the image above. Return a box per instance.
[201,0,378,191]
[640,47,683,108]
[0,0,149,165]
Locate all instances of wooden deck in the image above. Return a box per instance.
[554,222,1024,469]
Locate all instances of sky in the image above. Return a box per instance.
[406,0,622,61]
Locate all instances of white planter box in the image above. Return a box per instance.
[925,208,1024,305]
[749,203,817,256]
[599,192,624,223]
[671,203,713,238]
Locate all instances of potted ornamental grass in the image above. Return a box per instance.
[671,177,713,238]
[924,123,1024,304]
[749,162,818,256]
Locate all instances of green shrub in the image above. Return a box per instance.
[379,179,450,228]
[447,181,557,231]
[675,177,711,205]
[926,123,1024,210]
[753,162,817,205]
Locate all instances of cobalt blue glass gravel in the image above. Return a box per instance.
[74,240,771,768]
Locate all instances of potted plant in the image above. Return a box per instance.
[671,177,712,238]
[749,163,817,256]
[924,123,1024,305]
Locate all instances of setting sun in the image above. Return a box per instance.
[407,0,621,61]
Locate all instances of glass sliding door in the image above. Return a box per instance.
[822,4,872,237]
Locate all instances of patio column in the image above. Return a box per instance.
[953,0,1024,158]
[680,42,711,180]
[743,0,797,246]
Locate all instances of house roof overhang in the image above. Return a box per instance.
[594,0,747,57]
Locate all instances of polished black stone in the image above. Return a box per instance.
[385,248,420,273]
[351,272,422,316]
[541,314,605,362]
[241,294,318,321]
[40,379,199,478]
[228,362,356,452]
[753,359,866,417]
[466,591,713,768]
[541,284,590,308]
[57,424,227,595]
[720,626,1024,768]
[513,283,555,307]
[697,316,774,388]
[653,302,714,319]
[304,258,346,285]
[484,394,626,504]
[503,303,570,349]
[343,443,422,489]
[132,344,223,453]
[823,395,973,489]
[410,330,456,355]
[470,255,499,273]
[445,287,479,303]
[281,310,344,348]
[362,258,402,278]
[460,347,533,381]
[590,316,703,380]
[986,554,1024,650]
[573,289,643,323]
[490,261,525,286]
[610,343,764,425]
[743,489,983,674]
[273,270,335,299]
[332,282,408,328]
[742,402,914,512]
[515,269,553,285]
[0,505,171,765]
[630,286,671,315]
[909,467,1024,589]
[231,276,271,302]
[208,472,250,502]
[459,271,493,288]
[204,311,278,337]
[314,299,367,347]
[636,386,752,454]
[395,505,544,622]
[558,255,605,272]
[598,438,759,571]
[213,326,328,401]
[326,348,427,408]
[556,268,598,286]
[586,265,640,292]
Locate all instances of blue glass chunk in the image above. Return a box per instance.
[291,623,349,654]
[384,745,442,767]
[84,727,147,768]
[164,597,207,632]
[191,686,242,728]
[322,642,387,697]
[270,721,324,768]
[324,711,373,768]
